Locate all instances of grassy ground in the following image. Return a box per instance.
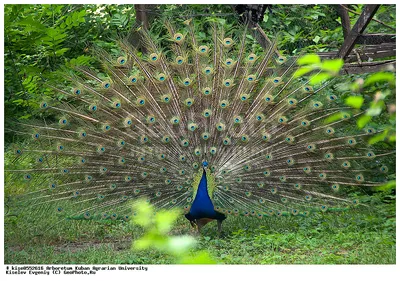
[4,203,395,264]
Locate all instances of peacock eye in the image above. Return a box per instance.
[199,45,208,53]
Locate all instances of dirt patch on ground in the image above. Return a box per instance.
[53,239,132,253]
[7,238,133,254]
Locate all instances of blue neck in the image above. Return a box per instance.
[188,169,216,219]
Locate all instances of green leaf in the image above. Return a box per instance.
[357,114,372,128]
[345,96,364,109]
[20,114,33,119]
[12,99,25,105]
[321,59,344,73]
[373,180,396,192]
[78,9,87,20]
[155,209,180,234]
[18,17,46,30]
[166,236,197,255]
[179,251,217,264]
[55,48,70,56]
[309,72,331,85]
[312,35,321,43]
[133,232,167,250]
[324,111,348,124]
[293,66,313,78]
[133,234,153,250]
[131,199,154,228]
[297,54,321,65]
[366,105,383,116]
[364,72,395,87]
[368,130,388,145]
[67,55,92,67]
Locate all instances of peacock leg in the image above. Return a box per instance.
[217,220,223,235]
[196,224,202,235]
[195,220,205,234]
[189,220,197,228]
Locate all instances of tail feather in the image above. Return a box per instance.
[5,18,395,227]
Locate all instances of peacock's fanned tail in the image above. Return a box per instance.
[6,18,394,224]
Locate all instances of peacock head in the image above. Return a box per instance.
[202,161,209,168]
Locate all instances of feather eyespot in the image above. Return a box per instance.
[102,81,111,89]
[174,33,184,42]
[150,53,158,61]
[223,38,233,46]
[198,45,209,54]
[117,56,126,65]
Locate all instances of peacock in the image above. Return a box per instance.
[5,17,395,235]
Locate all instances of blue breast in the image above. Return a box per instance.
[187,169,225,220]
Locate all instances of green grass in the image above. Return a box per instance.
[5,203,395,264]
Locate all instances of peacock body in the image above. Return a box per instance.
[5,18,395,234]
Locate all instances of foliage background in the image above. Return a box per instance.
[4,4,396,141]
